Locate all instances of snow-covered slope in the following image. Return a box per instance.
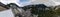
[0,9,14,17]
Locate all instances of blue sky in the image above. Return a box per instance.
[20,0,29,2]
[0,0,31,7]
[20,0,31,7]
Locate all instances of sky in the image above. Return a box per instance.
[0,0,31,7]
[0,0,60,7]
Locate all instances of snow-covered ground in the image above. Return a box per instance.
[0,9,14,17]
[0,0,60,17]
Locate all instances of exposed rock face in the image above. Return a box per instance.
[21,4,57,17]
[0,2,9,11]
[0,2,59,17]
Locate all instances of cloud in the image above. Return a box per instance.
[0,0,23,7]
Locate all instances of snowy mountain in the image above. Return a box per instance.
[0,0,60,17]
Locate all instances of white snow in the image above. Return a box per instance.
[0,9,14,17]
